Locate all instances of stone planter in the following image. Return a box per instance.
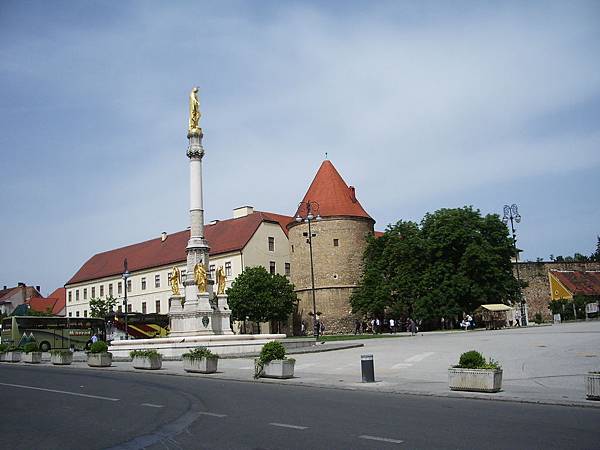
[22,352,42,364]
[183,356,218,374]
[3,351,22,363]
[132,355,162,370]
[585,372,600,400]
[448,367,503,393]
[0,353,6,362]
[51,352,73,365]
[260,359,295,379]
[87,352,113,367]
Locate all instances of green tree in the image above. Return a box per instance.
[89,296,117,318]
[352,207,521,322]
[226,266,298,330]
[591,236,600,262]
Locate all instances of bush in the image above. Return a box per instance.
[534,312,543,324]
[23,342,38,353]
[455,350,501,370]
[259,341,286,364]
[0,344,8,353]
[50,349,72,356]
[90,340,109,354]
[182,347,218,360]
[130,349,161,359]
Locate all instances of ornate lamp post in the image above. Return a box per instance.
[295,201,322,339]
[122,258,130,339]
[502,204,527,326]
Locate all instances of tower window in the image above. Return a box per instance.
[333,239,339,247]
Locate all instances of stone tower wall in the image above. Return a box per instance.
[516,261,600,320]
[289,217,374,334]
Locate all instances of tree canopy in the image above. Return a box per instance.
[226,266,298,324]
[89,296,117,318]
[351,206,521,321]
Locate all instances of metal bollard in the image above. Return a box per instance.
[361,354,375,382]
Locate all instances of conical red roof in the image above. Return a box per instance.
[294,160,372,220]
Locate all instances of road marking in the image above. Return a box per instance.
[359,435,404,444]
[269,422,308,430]
[405,352,435,362]
[0,382,119,402]
[391,363,413,369]
[197,411,227,418]
[141,403,164,408]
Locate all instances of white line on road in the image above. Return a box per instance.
[197,411,227,418]
[405,352,435,362]
[391,363,414,369]
[0,382,119,401]
[269,423,308,430]
[141,403,164,408]
[359,435,404,444]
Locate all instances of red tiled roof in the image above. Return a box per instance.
[66,211,292,285]
[293,160,373,221]
[550,270,600,296]
[27,297,59,314]
[374,231,385,238]
[47,287,66,315]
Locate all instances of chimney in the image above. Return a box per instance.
[36,285,40,293]
[349,186,357,203]
[3,285,6,290]
[18,282,25,287]
[161,232,167,242]
[233,206,254,218]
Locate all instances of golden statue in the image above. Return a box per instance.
[216,266,226,295]
[188,87,201,134]
[194,263,207,292]
[170,267,181,296]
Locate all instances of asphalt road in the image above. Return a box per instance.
[0,364,598,450]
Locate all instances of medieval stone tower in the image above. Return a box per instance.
[288,160,375,334]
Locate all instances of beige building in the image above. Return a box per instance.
[65,207,292,321]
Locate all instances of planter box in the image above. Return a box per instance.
[183,356,218,374]
[132,355,162,370]
[87,353,113,367]
[260,359,295,379]
[22,352,42,364]
[448,367,503,393]
[3,351,22,363]
[585,372,600,400]
[51,352,73,365]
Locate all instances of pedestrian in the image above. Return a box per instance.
[441,317,445,330]
[301,320,306,336]
[371,318,376,334]
[354,319,361,335]
[91,333,98,344]
[389,318,395,334]
[320,321,325,335]
[375,318,381,334]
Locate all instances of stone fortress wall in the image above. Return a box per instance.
[516,261,600,320]
[289,217,374,334]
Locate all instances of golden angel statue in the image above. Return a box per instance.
[170,267,181,296]
[188,87,201,134]
[216,266,226,295]
[194,263,207,292]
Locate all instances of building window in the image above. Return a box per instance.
[141,277,146,290]
[142,302,147,314]
[209,265,215,280]
[83,288,87,300]
[127,279,132,293]
[109,284,113,296]
[285,263,291,277]
[84,310,87,318]
[100,285,104,297]
[268,236,275,251]
[127,304,132,313]
[224,262,232,277]
[118,282,122,295]
[68,291,72,302]
[155,300,161,313]
[333,239,339,247]
[154,274,160,288]
[68,312,72,317]
[181,269,187,281]
[76,290,80,301]
[167,272,172,286]
[270,261,276,275]
[76,310,80,317]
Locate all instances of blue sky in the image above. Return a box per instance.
[1,0,599,295]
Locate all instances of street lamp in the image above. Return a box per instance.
[502,204,527,326]
[122,258,130,339]
[295,200,322,339]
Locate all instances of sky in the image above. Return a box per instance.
[1,0,599,295]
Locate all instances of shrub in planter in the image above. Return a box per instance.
[50,349,73,365]
[87,340,112,367]
[254,341,295,379]
[22,342,42,364]
[182,347,218,374]
[0,343,8,362]
[448,350,502,393]
[130,349,162,370]
[585,371,600,400]
[3,345,22,363]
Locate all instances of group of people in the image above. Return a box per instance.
[353,317,419,335]
[460,315,475,331]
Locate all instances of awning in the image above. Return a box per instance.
[478,304,512,312]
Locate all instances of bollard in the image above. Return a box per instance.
[361,354,375,383]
